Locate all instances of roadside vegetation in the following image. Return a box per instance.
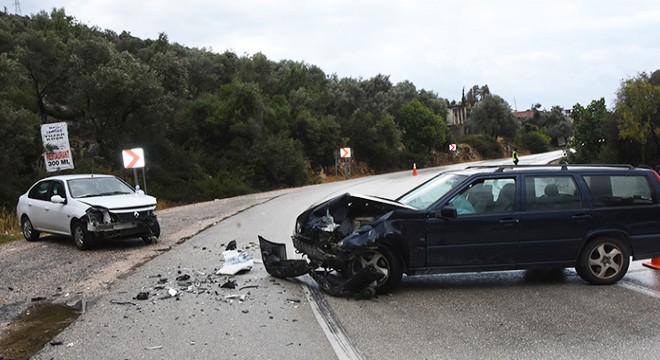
[1,9,659,225]
[0,208,20,244]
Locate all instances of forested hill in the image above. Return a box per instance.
[0,9,453,207]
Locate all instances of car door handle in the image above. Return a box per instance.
[499,218,519,225]
[571,214,592,221]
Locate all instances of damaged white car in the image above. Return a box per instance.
[16,174,159,250]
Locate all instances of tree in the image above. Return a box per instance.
[538,106,572,145]
[466,94,518,139]
[12,24,73,120]
[568,98,609,163]
[464,85,491,107]
[614,72,660,164]
[398,100,448,162]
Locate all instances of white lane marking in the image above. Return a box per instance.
[300,275,363,360]
[618,280,660,299]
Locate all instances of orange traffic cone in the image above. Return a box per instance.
[643,258,660,270]
[412,163,418,176]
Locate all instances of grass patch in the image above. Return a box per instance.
[0,207,21,244]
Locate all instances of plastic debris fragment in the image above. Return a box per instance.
[220,280,237,289]
[216,250,253,275]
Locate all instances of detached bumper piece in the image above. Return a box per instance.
[258,236,382,299]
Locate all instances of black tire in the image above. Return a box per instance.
[576,236,630,285]
[72,220,96,250]
[142,220,160,244]
[350,246,402,294]
[21,216,40,241]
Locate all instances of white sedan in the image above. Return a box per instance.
[16,174,160,250]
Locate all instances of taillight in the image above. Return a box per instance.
[652,169,660,184]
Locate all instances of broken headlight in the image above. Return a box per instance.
[85,206,111,225]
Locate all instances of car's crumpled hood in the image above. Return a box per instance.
[298,193,413,238]
[78,194,157,211]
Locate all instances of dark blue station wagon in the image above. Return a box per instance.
[260,164,660,297]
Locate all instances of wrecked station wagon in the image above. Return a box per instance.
[260,164,660,297]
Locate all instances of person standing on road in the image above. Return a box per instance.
[512,148,519,165]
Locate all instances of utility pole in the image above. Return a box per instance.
[14,0,21,15]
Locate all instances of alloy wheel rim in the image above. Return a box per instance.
[588,243,622,279]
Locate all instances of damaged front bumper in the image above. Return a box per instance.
[85,206,158,238]
[258,236,383,298]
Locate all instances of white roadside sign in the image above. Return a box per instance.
[41,122,74,172]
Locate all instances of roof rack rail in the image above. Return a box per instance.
[465,164,636,172]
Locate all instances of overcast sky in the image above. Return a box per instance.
[12,0,660,111]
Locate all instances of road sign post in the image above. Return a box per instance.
[339,147,351,179]
[122,148,148,193]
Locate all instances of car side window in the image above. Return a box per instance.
[449,177,516,215]
[28,181,51,201]
[584,175,653,207]
[525,176,583,211]
[51,181,66,200]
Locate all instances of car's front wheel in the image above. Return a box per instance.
[142,219,161,244]
[576,236,630,285]
[350,246,402,294]
[21,216,40,241]
[72,220,96,250]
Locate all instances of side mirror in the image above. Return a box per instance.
[50,195,66,204]
[438,205,457,219]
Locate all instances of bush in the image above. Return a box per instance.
[459,134,502,159]
[517,131,551,154]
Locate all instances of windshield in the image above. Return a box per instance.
[397,173,467,210]
[68,177,135,198]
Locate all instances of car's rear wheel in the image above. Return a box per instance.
[21,216,40,241]
[72,220,96,250]
[576,236,630,285]
[350,246,402,294]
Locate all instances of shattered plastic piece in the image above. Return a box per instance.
[176,274,190,281]
[220,280,237,289]
[216,250,254,275]
[110,299,137,306]
[224,294,247,301]
[286,298,301,303]
[226,240,237,250]
[168,287,178,297]
[135,291,149,300]
[239,285,259,291]
[146,345,163,350]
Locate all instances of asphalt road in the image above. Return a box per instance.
[33,152,660,359]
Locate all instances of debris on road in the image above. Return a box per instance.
[220,279,237,289]
[216,250,254,275]
[109,299,137,306]
[134,292,150,300]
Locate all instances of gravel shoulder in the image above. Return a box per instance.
[0,188,295,337]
